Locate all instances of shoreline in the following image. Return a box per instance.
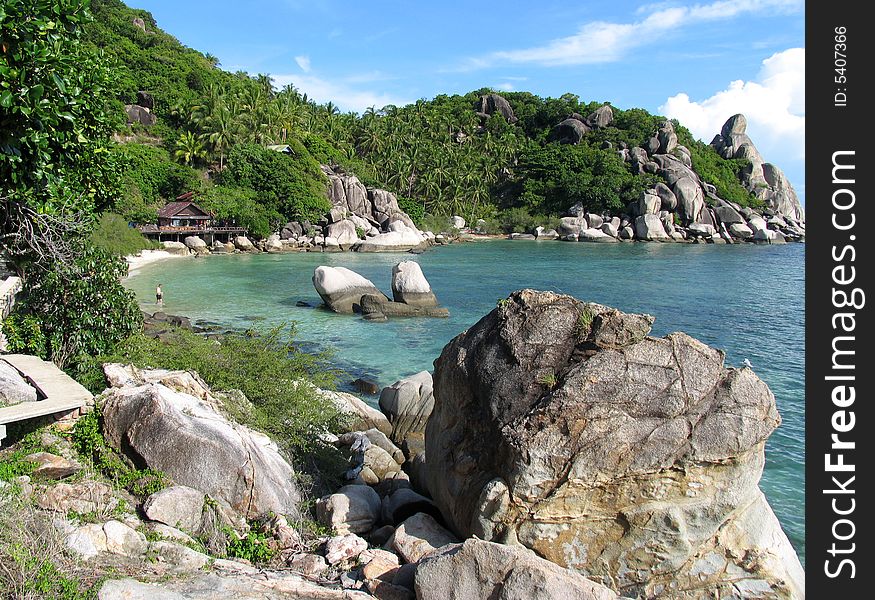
[124,249,188,278]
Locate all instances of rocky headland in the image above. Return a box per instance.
[0,291,803,599]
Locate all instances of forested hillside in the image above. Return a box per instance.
[81,0,760,235]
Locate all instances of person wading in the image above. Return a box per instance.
[156,283,164,307]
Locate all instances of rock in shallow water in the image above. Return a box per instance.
[425,289,803,599]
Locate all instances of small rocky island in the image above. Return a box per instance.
[0,292,803,599]
[313,262,449,320]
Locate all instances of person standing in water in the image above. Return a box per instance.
[156,283,164,307]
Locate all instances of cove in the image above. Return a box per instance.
[124,239,805,560]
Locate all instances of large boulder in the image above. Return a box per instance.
[326,219,359,249]
[415,538,619,600]
[634,214,670,241]
[102,382,301,521]
[391,261,438,307]
[672,177,704,223]
[143,486,206,533]
[312,266,386,313]
[636,190,661,216]
[233,236,256,252]
[316,485,382,535]
[124,104,156,126]
[578,229,618,243]
[161,241,190,256]
[711,114,804,222]
[586,104,614,129]
[318,388,392,436]
[553,118,590,144]
[0,361,37,405]
[379,371,435,450]
[354,222,427,253]
[425,290,803,599]
[476,94,518,123]
[656,120,678,154]
[369,190,415,230]
[183,236,209,254]
[654,182,678,211]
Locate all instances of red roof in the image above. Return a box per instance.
[176,191,195,201]
[157,201,211,219]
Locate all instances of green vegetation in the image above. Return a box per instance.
[90,212,159,256]
[2,247,142,369]
[575,307,596,338]
[536,370,558,389]
[224,526,275,564]
[61,0,762,243]
[72,409,170,498]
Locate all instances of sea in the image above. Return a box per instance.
[125,239,805,562]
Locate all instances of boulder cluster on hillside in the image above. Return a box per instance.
[160,166,435,257]
[513,113,804,246]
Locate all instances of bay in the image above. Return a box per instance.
[125,240,805,561]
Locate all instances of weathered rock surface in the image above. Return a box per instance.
[391,262,438,307]
[98,572,376,600]
[313,266,387,314]
[634,214,670,241]
[476,93,518,123]
[319,388,392,436]
[324,533,369,565]
[359,295,449,320]
[586,104,614,129]
[388,513,457,564]
[161,241,190,255]
[316,484,382,534]
[711,114,804,222]
[353,222,428,253]
[0,361,38,405]
[233,236,256,252]
[25,452,81,479]
[36,481,116,514]
[425,290,803,599]
[183,236,208,254]
[378,372,434,449]
[143,486,206,533]
[578,228,618,243]
[102,380,301,521]
[415,538,619,600]
[554,118,590,144]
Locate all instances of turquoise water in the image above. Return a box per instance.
[126,240,805,561]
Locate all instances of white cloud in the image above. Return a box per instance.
[294,55,311,73]
[272,73,410,113]
[465,0,801,68]
[659,47,804,159]
[496,82,515,91]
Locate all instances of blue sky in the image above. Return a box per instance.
[131,0,805,200]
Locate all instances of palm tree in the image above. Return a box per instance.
[204,107,239,171]
[174,131,206,166]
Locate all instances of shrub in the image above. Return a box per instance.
[222,142,330,222]
[225,527,275,564]
[4,247,143,369]
[90,213,159,256]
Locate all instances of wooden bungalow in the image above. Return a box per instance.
[139,193,246,243]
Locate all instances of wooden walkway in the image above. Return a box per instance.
[0,354,93,446]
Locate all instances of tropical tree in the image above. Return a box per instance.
[174,131,207,165]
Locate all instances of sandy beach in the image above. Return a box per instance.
[125,249,187,276]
